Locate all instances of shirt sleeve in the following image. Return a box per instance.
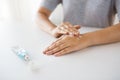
[115,0,120,21]
[40,0,61,12]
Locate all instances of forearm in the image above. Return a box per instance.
[85,23,120,46]
[36,8,56,35]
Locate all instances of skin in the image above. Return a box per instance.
[36,7,80,38]
[37,7,120,57]
[43,23,120,56]
[52,22,81,37]
[43,35,89,56]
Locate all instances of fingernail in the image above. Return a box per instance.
[43,51,46,54]
[46,51,53,55]
[45,51,49,54]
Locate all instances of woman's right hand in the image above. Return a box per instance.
[52,22,81,38]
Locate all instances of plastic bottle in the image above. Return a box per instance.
[11,46,39,71]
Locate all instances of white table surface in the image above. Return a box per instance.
[0,21,120,80]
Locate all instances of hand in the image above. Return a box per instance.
[43,34,91,57]
[52,22,81,38]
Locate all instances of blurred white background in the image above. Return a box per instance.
[0,0,119,24]
[0,0,63,24]
[0,1,120,80]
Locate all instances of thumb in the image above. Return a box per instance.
[74,25,81,29]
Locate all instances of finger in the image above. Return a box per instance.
[73,30,80,36]
[62,24,75,34]
[64,22,73,27]
[62,23,80,36]
[43,37,65,53]
[54,47,73,57]
[59,23,79,36]
[74,25,81,29]
[63,25,73,33]
[58,28,69,34]
[51,36,64,45]
[45,43,68,55]
[43,37,63,53]
[60,23,73,32]
[68,29,79,36]
[62,22,74,32]
[47,41,64,51]
[63,24,70,29]
[63,23,80,35]
[69,27,80,36]
[58,25,69,34]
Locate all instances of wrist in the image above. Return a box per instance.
[83,33,95,47]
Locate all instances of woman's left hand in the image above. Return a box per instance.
[43,34,91,57]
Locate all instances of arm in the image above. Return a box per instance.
[85,23,120,46]
[36,7,81,38]
[43,23,120,56]
[36,7,56,36]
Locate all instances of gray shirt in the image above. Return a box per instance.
[40,0,120,28]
